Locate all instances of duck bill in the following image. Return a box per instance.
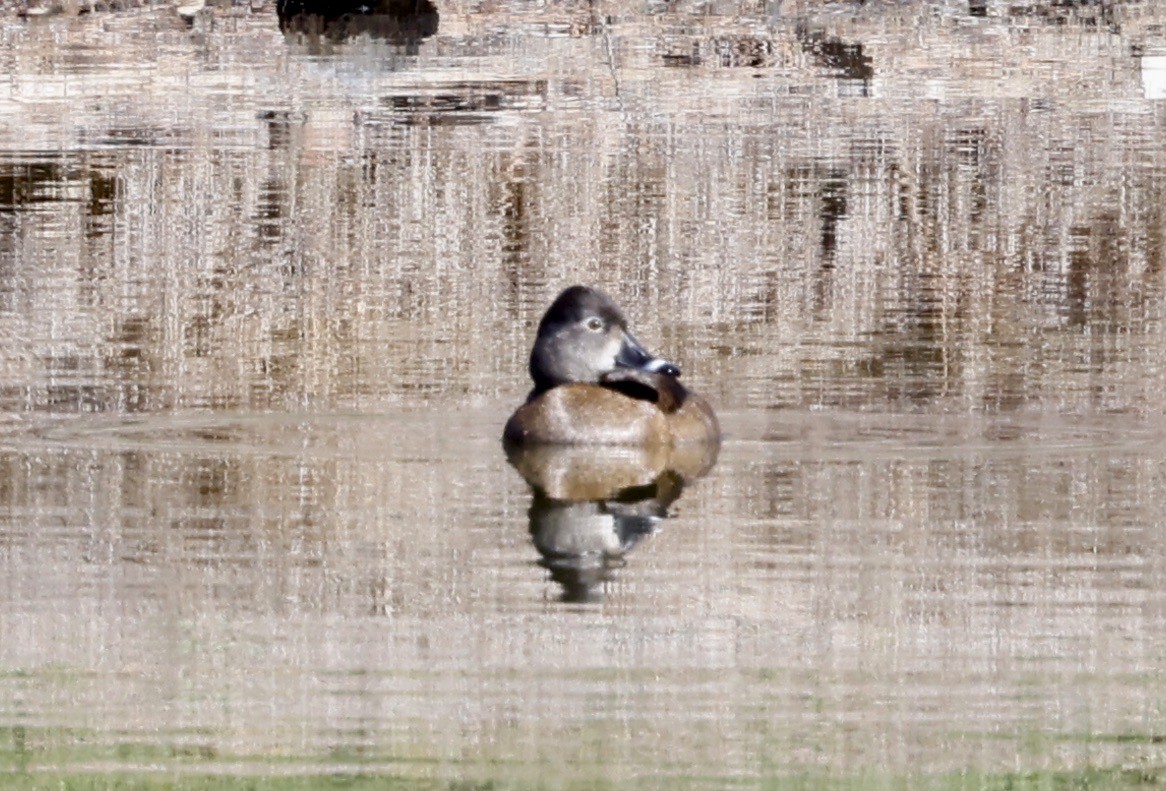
[614,332,681,377]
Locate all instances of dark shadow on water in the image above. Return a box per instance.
[277,0,438,52]
[506,442,718,604]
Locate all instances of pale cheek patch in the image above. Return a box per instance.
[600,337,622,371]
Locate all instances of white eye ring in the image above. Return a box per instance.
[586,317,603,332]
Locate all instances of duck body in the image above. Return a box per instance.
[503,286,720,447]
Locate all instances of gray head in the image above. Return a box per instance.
[529,286,680,393]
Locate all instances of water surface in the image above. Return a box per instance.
[2,0,1166,785]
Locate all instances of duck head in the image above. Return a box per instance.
[529,286,680,393]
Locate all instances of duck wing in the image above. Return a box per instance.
[600,369,689,413]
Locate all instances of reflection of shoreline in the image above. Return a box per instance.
[277,0,438,48]
[508,442,719,603]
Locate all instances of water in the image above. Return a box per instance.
[2,0,1166,786]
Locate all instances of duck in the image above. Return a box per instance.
[503,285,720,446]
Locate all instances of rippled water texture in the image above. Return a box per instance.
[2,0,1166,786]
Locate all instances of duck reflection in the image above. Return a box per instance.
[507,442,718,603]
[277,0,438,49]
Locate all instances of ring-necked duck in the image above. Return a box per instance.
[503,285,720,446]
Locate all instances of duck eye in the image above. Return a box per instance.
[586,317,604,332]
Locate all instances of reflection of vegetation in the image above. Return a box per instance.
[795,25,873,94]
[2,4,1166,419]
[277,0,438,50]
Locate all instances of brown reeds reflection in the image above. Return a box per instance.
[506,442,718,603]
